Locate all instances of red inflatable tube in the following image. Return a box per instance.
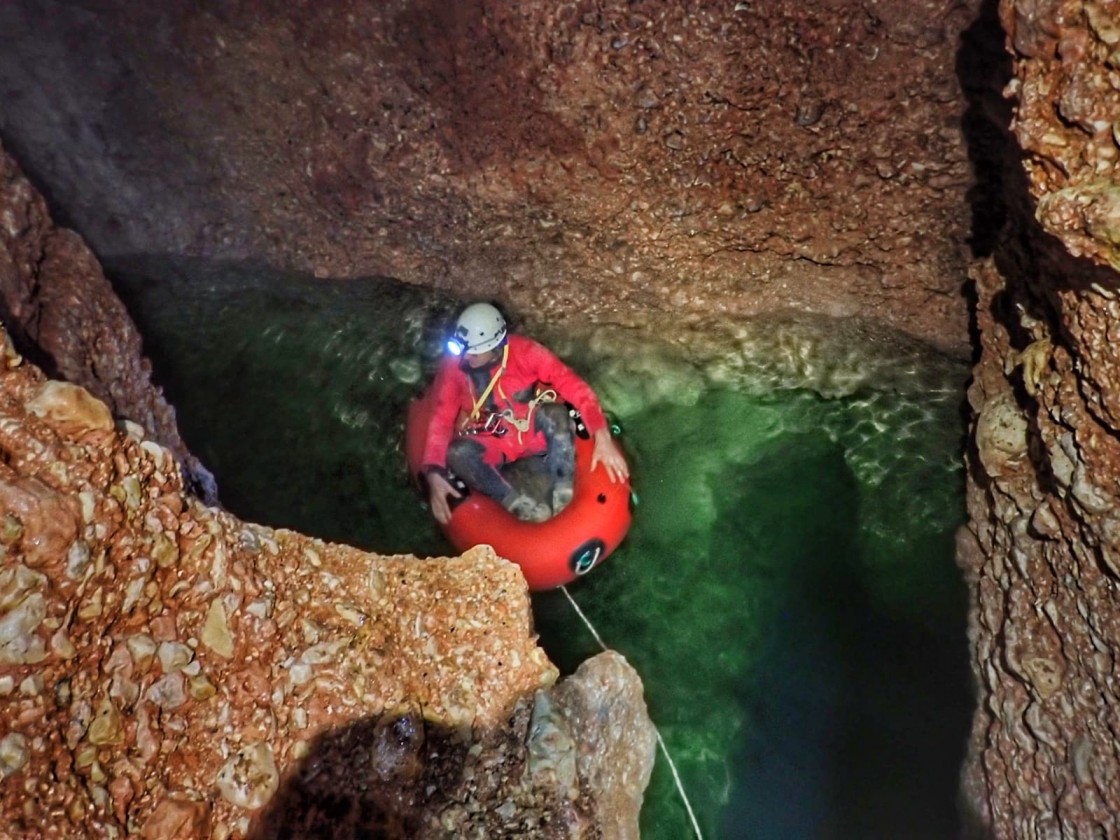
[405,389,631,590]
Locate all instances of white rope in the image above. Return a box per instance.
[559,585,705,840]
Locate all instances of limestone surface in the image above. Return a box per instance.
[959,1,1120,835]
[0,0,979,353]
[0,328,655,838]
[0,140,216,502]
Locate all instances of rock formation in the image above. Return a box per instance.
[10,0,1120,835]
[0,140,217,503]
[960,0,1120,835]
[0,0,979,353]
[0,326,656,838]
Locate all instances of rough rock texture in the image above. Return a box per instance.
[0,0,979,353]
[25,0,1120,834]
[959,1,1120,835]
[0,330,656,838]
[0,141,217,503]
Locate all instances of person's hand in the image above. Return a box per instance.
[427,471,462,525]
[591,428,629,483]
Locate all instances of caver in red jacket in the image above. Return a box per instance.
[420,334,608,473]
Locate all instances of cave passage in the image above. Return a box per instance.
[110,256,974,839]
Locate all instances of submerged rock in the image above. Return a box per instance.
[0,326,655,838]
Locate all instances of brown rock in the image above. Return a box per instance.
[551,651,658,840]
[0,140,217,501]
[0,471,79,569]
[959,1,1120,834]
[25,380,113,437]
[0,0,978,353]
[0,324,654,838]
[140,795,212,840]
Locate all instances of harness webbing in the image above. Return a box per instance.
[464,345,560,444]
[466,343,509,423]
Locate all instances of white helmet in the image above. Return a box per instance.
[449,303,507,355]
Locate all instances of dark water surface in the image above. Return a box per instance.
[111,257,973,840]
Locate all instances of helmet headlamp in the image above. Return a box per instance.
[447,303,507,357]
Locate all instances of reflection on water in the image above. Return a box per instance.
[111,256,973,840]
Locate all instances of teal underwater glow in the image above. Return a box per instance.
[112,258,973,840]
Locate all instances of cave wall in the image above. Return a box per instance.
[961,0,1120,835]
[18,0,1120,834]
[0,141,216,501]
[0,0,980,352]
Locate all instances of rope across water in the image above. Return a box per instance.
[559,585,705,840]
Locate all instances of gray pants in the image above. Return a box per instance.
[446,403,575,503]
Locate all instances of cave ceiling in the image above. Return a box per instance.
[0,0,985,352]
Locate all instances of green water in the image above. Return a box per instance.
[111,257,973,839]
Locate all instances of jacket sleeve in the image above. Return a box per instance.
[521,337,609,435]
[421,359,466,471]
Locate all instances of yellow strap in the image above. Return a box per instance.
[467,344,509,422]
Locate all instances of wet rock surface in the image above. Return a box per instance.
[0,0,978,352]
[0,330,655,838]
[960,1,1120,835]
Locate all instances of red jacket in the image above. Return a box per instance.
[421,334,608,470]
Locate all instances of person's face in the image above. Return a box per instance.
[463,349,497,368]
